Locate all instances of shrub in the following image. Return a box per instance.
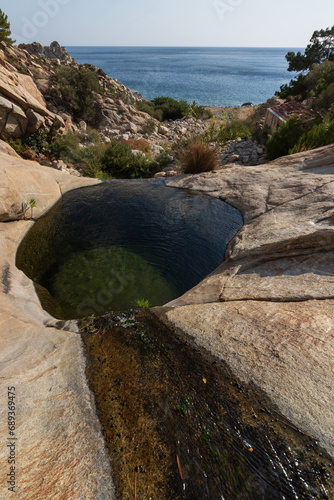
[154,150,172,170]
[25,128,51,155]
[289,117,334,153]
[189,101,206,119]
[78,143,106,178]
[101,141,159,179]
[2,137,24,156]
[266,116,306,160]
[51,132,81,163]
[141,118,157,134]
[56,67,102,123]
[314,82,334,111]
[136,100,163,121]
[152,96,190,121]
[178,140,219,174]
[216,117,257,144]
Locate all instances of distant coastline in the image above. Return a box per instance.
[66,46,302,107]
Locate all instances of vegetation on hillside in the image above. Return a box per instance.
[56,66,103,123]
[0,9,15,46]
[137,96,206,121]
[277,26,334,101]
[262,26,334,159]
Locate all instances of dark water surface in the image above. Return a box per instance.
[16,180,243,318]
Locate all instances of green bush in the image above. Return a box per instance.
[137,97,206,122]
[136,100,163,121]
[51,132,81,162]
[178,140,218,174]
[152,96,190,121]
[141,118,157,134]
[79,143,106,178]
[101,141,159,179]
[56,67,102,123]
[314,82,334,111]
[289,117,334,153]
[189,101,206,119]
[2,137,24,156]
[266,116,306,160]
[25,128,51,155]
[216,118,257,144]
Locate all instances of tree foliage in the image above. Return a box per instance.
[265,116,306,160]
[56,66,102,123]
[286,26,334,72]
[0,9,15,46]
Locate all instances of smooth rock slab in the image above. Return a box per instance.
[163,144,334,459]
[161,299,334,458]
[0,152,115,498]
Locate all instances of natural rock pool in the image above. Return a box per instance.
[16,179,333,499]
[16,180,243,318]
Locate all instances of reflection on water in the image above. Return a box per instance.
[16,180,243,318]
[81,312,333,500]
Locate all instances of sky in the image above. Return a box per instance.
[2,0,334,48]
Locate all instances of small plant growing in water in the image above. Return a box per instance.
[135,298,151,309]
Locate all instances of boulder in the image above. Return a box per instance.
[0,139,20,157]
[4,110,28,138]
[26,108,45,134]
[78,120,87,131]
[125,122,138,133]
[158,125,169,135]
[227,154,240,162]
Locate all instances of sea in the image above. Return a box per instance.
[66,46,301,108]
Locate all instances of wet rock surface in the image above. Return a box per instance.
[81,311,334,500]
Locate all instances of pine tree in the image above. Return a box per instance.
[0,9,15,46]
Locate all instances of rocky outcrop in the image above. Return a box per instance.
[18,41,76,65]
[0,145,116,498]
[0,42,210,148]
[155,143,334,459]
[0,42,64,138]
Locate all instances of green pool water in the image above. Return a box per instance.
[16,180,243,318]
[49,246,177,317]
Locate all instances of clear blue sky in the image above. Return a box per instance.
[2,0,333,47]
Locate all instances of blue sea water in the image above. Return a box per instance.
[66,46,300,107]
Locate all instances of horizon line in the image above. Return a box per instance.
[64,45,302,49]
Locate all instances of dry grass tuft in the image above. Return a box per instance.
[178,140,219,174]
